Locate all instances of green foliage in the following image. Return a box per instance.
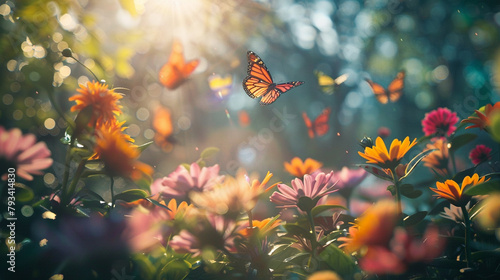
[114,189,148,202]
[319,244,357,277]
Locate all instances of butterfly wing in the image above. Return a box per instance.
[153,107,174,152]
[387,70,405,103]
[334,73,349,86]
[209,74,233,98]
[312,107,331,137]
[302,112,315,138]
[314,70,335,94]
[366,79,389,104]
[243,51,274,99]
[159,40,199,90]
[243,51,304,105]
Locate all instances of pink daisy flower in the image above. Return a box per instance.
[0,126,53,181]
[151,162,224,202]
[270,171,337,210]
[469,144,492,165]
[421,107,459,139]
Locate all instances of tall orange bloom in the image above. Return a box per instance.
[284,157,323,178]
[422,139,449,177]
[69,81,123,126]
[358,136,417,170]
[461,102,500,130]
[94,129,153,180]
[430,173,487,206]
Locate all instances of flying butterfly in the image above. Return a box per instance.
[314,70,349,95]
[365,70,405,104]
[208,74,233,99]
[153,106,175,152]
[159,40,200,90]
[242,51,304,105]
[302,108,331,138]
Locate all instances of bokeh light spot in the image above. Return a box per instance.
[178,116,192,130]
[44,118,56,130]
[136,107,150,121]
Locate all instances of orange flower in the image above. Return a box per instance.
[69,81,123,126]
[90,119,134,160]
[430,173,487,206]
[239,217,282,237]
[461,102,500,130]
[284,157,323,178]
[422,139,449,177]
[358,136,417,170]
[94,128,153,180]
[339,200,399,254]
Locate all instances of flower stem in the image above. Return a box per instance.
[110,176,115,210]
[62,159,87,206]
[60,138,75,204]
[247,210,254,228]
[306,210,318,255]
[461,205,472,268]
[391,168,402,216]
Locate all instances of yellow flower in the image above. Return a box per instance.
[422,139,449,177]
[339,200,399,254]
[238,217,282,237]
[284,157,323,178]
[69,81,123,126]
[358,136,417,170]
[94,128,153,180]
[430,173,487,207]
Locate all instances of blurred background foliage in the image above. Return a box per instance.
[1,0,500,191]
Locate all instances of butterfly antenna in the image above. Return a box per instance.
[62,48,101,82]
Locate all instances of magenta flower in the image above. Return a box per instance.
[421,107,459,139]
[151,162,224,202]
[469,144,492,165]
[0,126,53,181]
[270,171,337,210]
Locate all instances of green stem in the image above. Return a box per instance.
[461,205,472,268]
[247,210,253,228]
[450,150,457,175]
[306,210,318,255]
[391,168,402,216]
[60,138,75,201]
[110,176,115,210]
[62,159,87,206]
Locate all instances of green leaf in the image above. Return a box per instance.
[452,166,477,184]
[399,149,437,181]
[114,189,148,202]
[137,141,153,153]
[157,259,191,280]
[283,223,312,238]
[311,204,347,217]
[387,185,396,196]
[181,163,191,171]
[200,147,220,161]
[15,183,34,202]
[76,188,105,202]
[355,163,392,181]
[135,174,153,191]
[146,198,171,211]
[319,244,357,277]
[448,133,477,152]
[399,184,423,199]
[132,253,156,280]
[283,252,309,263]
[489,111,500,142]
[464,180,500,195]
[469,200,486,220]
[403,211,428,227]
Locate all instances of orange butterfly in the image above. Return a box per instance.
[159,40,200,90]
[153,106,175,152]
[365,70,405,104]
[302,108,331,138]
[243,51,304,105]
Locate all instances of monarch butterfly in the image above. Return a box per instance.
[314,70,349,95]
[242,51,304,105]
[302,108,331,138]
[153,106,175,152]
[365,70,405,104]
[208,74,233,99]
[159,40,200,90]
